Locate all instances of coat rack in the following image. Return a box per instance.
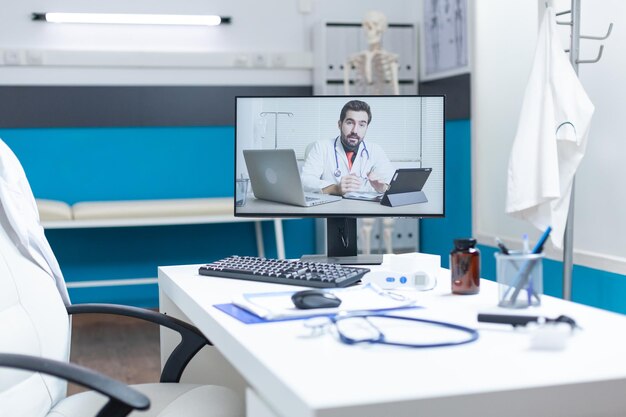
[554,0,612,300]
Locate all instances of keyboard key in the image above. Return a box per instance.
[198,255,368,288]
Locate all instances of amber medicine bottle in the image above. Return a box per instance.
[450,238,480,294]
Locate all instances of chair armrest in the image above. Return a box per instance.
[0,353,149,417]
[66,303,210,383]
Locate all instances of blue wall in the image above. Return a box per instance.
[2,122,625,314]
[0,126,315,307]
[420,120,472,266]
[417,119,626,316]
[2,126,234,202]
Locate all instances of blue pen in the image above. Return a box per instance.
[522,233,530,305]
[525,233,531,305]
[531,226,552,255]
[500,227,552,307]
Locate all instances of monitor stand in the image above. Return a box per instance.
[301,217,383,265]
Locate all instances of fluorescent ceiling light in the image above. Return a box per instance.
[32,13,231,26]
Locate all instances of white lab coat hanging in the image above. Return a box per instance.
[505,7,594,248]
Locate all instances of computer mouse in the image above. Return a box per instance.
[291,290,342,310]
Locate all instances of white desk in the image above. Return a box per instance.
[236,195,443,216]
[158,260,626,417]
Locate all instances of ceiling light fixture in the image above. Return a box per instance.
[32,12,231,26]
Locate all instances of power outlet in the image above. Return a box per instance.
[233,54,249,67]
[3,50,23,66]
[251,53,268,68]
[271,54,287,68]
[391,219,419,253]
[25,50,43,66]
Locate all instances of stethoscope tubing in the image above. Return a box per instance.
[333,136,370,178]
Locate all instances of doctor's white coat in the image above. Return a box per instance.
[301,138,395,194]
[505,7,594,248]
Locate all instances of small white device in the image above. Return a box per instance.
[528,322,572,351]
[362,253,440,291]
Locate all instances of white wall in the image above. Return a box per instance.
[0,0,419,85]
[471,0,537,246]
[472,0,626,275]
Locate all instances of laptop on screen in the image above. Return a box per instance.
[243,149,342,207]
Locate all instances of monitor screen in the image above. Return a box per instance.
[235,95,445,264]
[235,95,445,219]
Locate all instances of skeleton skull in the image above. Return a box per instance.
[362,10,388,46]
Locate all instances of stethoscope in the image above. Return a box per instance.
[333,137,370,178]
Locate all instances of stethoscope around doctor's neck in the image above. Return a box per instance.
[333,137,371,178]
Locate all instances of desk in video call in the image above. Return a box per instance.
[236,195,443,216]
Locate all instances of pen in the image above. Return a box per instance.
[522,234,529,254]
[495,237,510,255]
[496,238,538,302]
[522,233,531,305]
[507,226,553,305]
[531,226,552,254]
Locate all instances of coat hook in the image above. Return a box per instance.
[580,23,613,40]
[577,45,604,64]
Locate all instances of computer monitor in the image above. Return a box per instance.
[235,95,445,264]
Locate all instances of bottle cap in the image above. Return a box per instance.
[454,238,477,250]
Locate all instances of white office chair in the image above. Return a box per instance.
[0,138,244,417]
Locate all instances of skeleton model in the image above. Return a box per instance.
[345,11,399,254]
[343,11,400,96]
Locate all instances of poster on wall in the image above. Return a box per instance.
[420,0,469,81]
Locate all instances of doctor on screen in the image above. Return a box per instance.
[301,100,394,196]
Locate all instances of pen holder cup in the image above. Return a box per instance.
[236,178,250,207]
[495,253,544,309]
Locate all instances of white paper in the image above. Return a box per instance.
[343,191,383,201]
[232,283,417,320]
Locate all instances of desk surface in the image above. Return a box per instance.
[236,194,443,216]
[159,260,626,417]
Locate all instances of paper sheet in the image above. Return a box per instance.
[232,283,418,320]
[343,191,383,201]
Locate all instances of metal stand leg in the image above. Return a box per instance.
[254,221,265,258]
[274,219,285,260]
